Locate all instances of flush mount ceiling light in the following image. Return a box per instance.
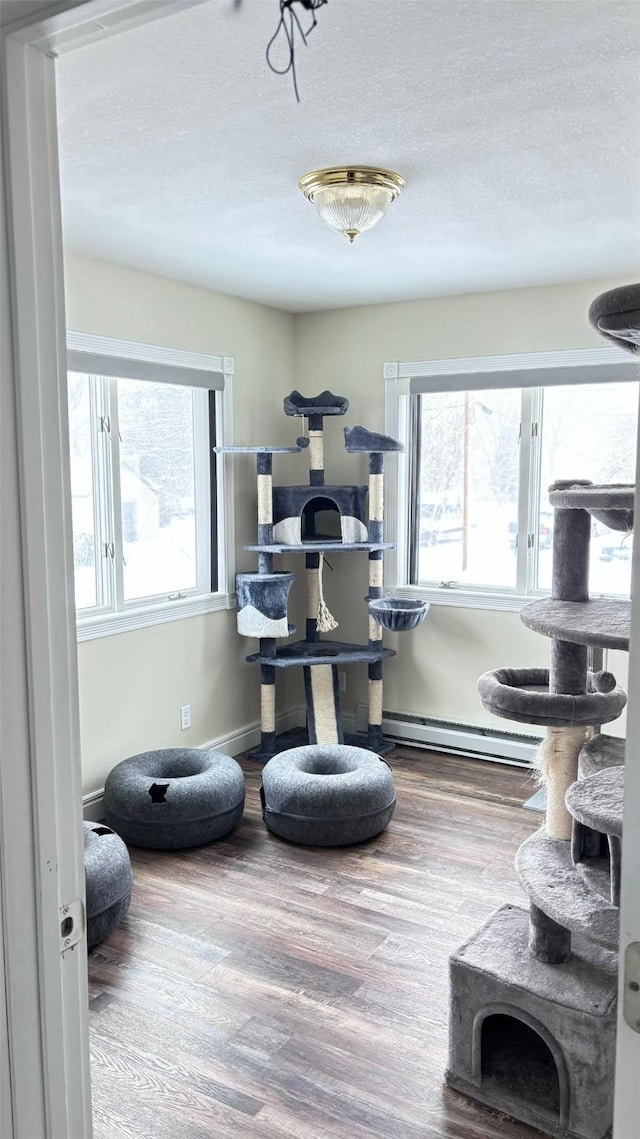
[298,167,406,243]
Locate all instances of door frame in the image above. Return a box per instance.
[614,429,640,1136]
[2,13,93,1138]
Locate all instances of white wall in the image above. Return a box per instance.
[294,278,630,736]
[70,264,630,794]
[65,254,299,794]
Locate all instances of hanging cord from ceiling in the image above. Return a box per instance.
[266,0,328,103]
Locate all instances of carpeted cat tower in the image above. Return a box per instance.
[216,391,427,761]
[445,283,639,1139]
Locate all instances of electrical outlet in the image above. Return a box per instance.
[338,671,347,693]
[180,704,191,731]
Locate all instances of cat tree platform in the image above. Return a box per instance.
[515,831,619,950]
[246,640,395,667]
[578,734,625,778]
[244,541,394,553]
[548,483,634,533]
[566,768,624,840]
[520,598,631,650]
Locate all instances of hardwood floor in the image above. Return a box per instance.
[88,748,544,1139]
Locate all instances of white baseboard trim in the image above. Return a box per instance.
[82,791,107,823]
[354,704,540,767]
[82,702,538,822]
[82,707,304,822]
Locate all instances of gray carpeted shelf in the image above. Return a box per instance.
[578,733,625,778]
[515,830,619,950]
[246,639,396,668]
[547,479,634,533]
[214,445,302,453]
[244,541,394,553]
[520,598,630,650]
[566,768,624,839]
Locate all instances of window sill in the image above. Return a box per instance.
[393,585,627,613]
[392,584,530,613]
[76,591,236,642]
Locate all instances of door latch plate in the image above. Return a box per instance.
[623,941,640,1033]
[59,898,85,954]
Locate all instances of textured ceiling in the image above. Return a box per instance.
[56,0,640,312]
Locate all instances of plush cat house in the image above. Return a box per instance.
[271,484,368,545]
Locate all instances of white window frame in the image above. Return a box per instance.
[67,332,236,641]
[384,346,637,611]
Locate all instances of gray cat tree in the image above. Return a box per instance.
[447,480,632,1139]
[446,282,639,1139]
[216,391,427,762]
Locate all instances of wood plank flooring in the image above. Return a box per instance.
[88,748,544,1139]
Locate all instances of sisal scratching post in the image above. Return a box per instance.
[259,661,277,756]
[304,665,342,745]
[536,726,591,840]
[308,413,325,486]
[256,452,274,575]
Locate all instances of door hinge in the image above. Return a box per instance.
[623,941,640,1033]
[531,421,539,438]
[60,899,85,954]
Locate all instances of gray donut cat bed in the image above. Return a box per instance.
[104,748,245,849]
[261,744,396,846]
[83,821,133,949]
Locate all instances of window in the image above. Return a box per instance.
[386,348,639,609]
[67,334,234,638]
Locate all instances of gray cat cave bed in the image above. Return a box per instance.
[83,821,133,949]
[104,748,245,850]
[446,459,635,1132]
[260,744,396,846]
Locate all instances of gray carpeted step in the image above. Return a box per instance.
[578,733,625,778]
[515,829,619,950]
[548,483,634,534]
[566,768,624,839]
[520,598,630,651]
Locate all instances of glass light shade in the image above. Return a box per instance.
[299,168,405,243]
[311,183,394,242]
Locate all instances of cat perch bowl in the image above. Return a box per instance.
[368,596,430,632]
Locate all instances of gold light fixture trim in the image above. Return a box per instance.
[298,166,406,243]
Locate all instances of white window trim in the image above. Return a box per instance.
[67,332,236,640]
[384,346,636,611]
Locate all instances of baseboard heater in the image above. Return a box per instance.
[355,705,541,767]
